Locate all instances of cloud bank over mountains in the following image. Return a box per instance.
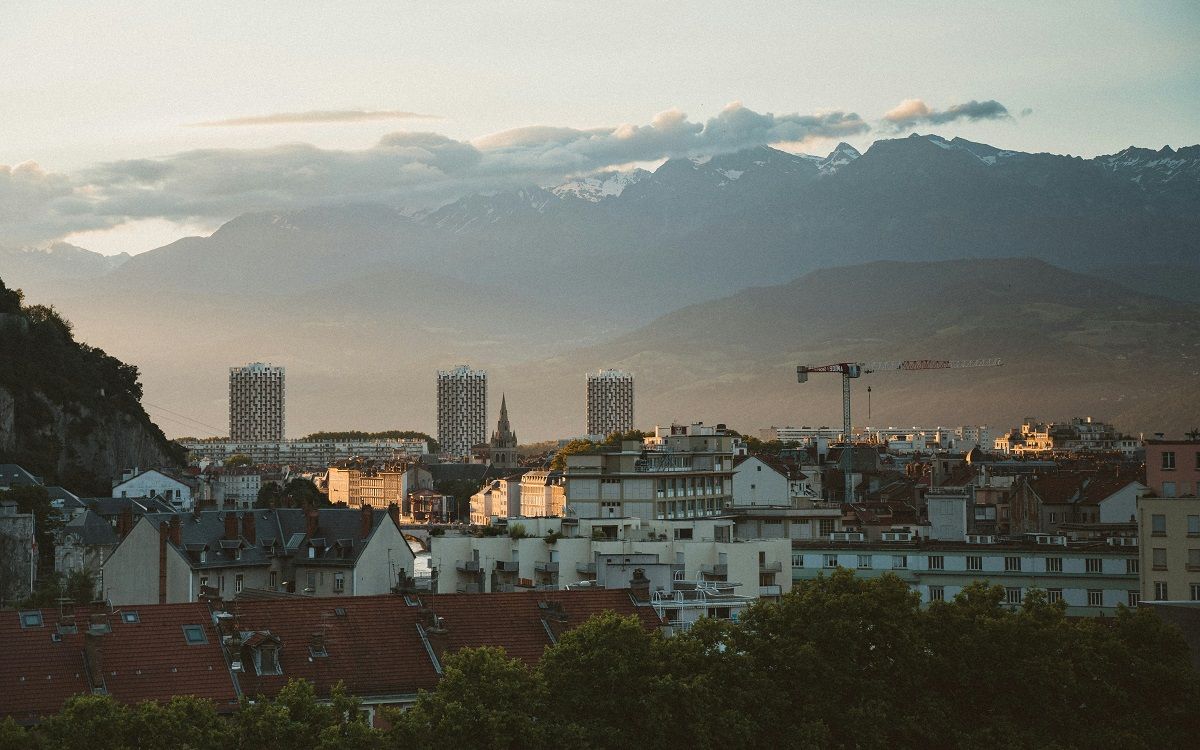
[189,109,441,126]
[1,98,1012,245]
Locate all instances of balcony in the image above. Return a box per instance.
[759,584,783,597]
[535,561,560,574]
[759,561,783,573]
[576,562,596,575]
[495,560,519,572]
[455,560,480,573]
[701,563,728,576]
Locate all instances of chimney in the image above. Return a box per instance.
[306,508,319,538]
[169,515,182,546]
[242,512,256,544]
[118,506,134,538]
[158,521,169,604]
[629,568,651,603]
[224,512,238,541]
[360,504,374,540]
[387,502,400,528]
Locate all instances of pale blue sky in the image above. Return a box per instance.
[2,1,1197,253]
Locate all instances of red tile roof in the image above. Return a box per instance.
[0,603,237,724]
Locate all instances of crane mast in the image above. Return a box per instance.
[796,358,1002,504]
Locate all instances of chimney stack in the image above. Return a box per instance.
[306,508,319,538]
[169,515,182,546]
[224,512,238,541]
[360,504,374,540]
[387,502,400,528]
[118,506,134,538]
[629,568,651,603]
[242,512,256,544]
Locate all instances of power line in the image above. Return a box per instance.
[142,401,226,434]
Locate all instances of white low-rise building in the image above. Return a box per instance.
[112,468,194,511]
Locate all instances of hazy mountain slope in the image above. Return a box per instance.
[487,258,1200,438]
[0,243,129,300]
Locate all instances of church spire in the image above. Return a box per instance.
[497,393,510,433]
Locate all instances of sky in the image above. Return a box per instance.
[2,0,1198,255]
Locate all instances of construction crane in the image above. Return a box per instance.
[796,358,1003,504]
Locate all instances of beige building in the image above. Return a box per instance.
[101,506,414,605]
[565,424,735,522]
[326,463,431,514]
[1138,493,1200,603]
[520,470,566,517]
[470,476,523,525]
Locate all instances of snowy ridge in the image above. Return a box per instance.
[552,169,651,202]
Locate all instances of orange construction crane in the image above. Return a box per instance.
[796,358,1003,503]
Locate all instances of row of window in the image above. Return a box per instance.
[1150,547,1200,570]
[927,586,1137,608]
[1158,450,1200,470]
[1149,514,1200,536]
[795,553,1135,574]
[198,571,346,594]
[1151,582,1200,601]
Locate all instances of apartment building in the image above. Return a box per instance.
[1146,439,1200,498]
[585,369,634,438]
[112,468,194,510]
[564,423,735,522]
[520,470,566,517]
[182,438,429,467]
[101,506,413,605]
[792,534,1140,616]
[229,363,285,442]
[437,365,487,459]
[430,516,789,619]
[469,476,523,526]
[993,417,1138,457]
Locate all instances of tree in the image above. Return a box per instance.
[388,647,546,749]
[130,696,232,750]
[232,680,374,750]
[256,479,327,509]
[36,694,132,750]
[549,439,598,471]
[225,454,253,468]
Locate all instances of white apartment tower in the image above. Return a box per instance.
[586,369,634,437]
[437,365,487,458]
[228,362,285,442]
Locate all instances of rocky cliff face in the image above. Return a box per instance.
[0,277,183,494]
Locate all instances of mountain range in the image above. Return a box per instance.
[2,134,1197,440]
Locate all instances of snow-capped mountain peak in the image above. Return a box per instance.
[552,169,652,202]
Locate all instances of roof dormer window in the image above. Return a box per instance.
[255,643,282,675]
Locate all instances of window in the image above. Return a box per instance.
[892,555,908,570]
[199,576,209,590]
[1154,581,1169,600]
[1189,515,1200,537]
[928,555,944,570]
[269,571,278,590]
[823,554,838,569]
[182,625,207,644]
[928,585,945,603]
[791,553,804,568]
[1152,514,1167,536]
[674,528,693,540]
[1192,584,1200,602]
[1162,451,1176,470]
[306,572,317,592]
[1087,589,1103,607]
[1046,557,1062,573]
[1126,558,1139,575]
[1153,548,1168,570]
[819,519,835,536]
[1047,588,1063,604]
[1189,549,1200,570]
[234,548,242,561]
[1004,556,1021,572]
[1128,590,1140,607]
[1163,482,1177,498]
[1005,587,1023,605]
[235,574,244,593]
[121,611,140,624]
[18,611,43,629]
[857,554,872,569]
[218,575,225,592]
[334,573,345,592]
[257,645,282,675]
[966,555,982,572]
[1086,558,1102,574]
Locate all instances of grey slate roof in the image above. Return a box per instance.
[136,507,394,570]
[62,510,120,546]
[0,465,41,488]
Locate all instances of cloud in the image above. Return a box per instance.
[883,98,1012,130]
[0,102,869,245]
[189,109,440,126]
[1019,108,1034,118]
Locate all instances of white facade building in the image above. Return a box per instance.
[229,363,285,442]
[586,369,634,438]
[112,468,193,511]
[437,365,487,459]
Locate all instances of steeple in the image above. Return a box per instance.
[490,393,517,469]
[497,393,511,434]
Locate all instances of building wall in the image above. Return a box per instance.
[1098,482,1144,524]
[353,518,414,594]
[437,366,487,459]
[229,363,285,442]
[0,508,35,604]
[732,457,790,506]
[112,470,192,509]
[585,369,633,437]
[1147,441,1200,498]
[1138,494,1200,603]
[793,542,1140,616]
[102,520,167,605]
